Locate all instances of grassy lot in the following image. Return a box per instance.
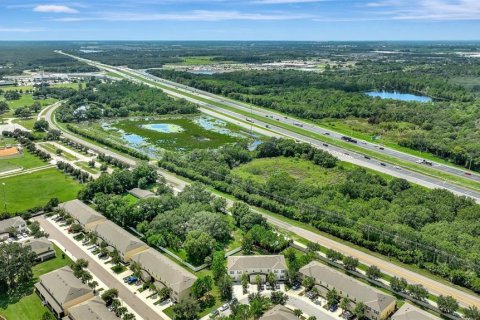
[40,143,77,161]
[11,118,36,130]
[0,148,46,173]
[0,245,73,320]
[0,167,82,213]
[175,56,219,65]
[76,161,99,174]
[123,193,139,205]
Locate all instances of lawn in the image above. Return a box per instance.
[0,245,72,320]
[232,156,348,189]
[0,167,82,213]
[11,118,36,130]
[1,94,57,119]
[40,143,77,161]
[76,161,99,174]
[0,148,46,173]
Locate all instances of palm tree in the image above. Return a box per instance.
[123,313,136,320]
[88,280,99,293]
[340,297,349,311]
[293,309,303,318]
[111,299,122,312]
[116,306,128,317]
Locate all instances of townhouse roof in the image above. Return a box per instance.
[131,248,197,293]
[0,216,26,233]
[299,261,396,314]
[35,266,92,314]
[227,255,287,271]
[128,188,156,199]
[391,303,440,320]
[260,305,297,320]
[68,297,118,320]
[92,220,146,256]
[59,200,106,226]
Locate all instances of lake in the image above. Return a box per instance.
[366,91,432,103]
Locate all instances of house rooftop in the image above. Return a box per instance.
[227,255,287,271]
[391,303,440,320]
[131,248,197,293]
[0,216,26,233]
[128,188,156,199]
[260,305,297,320]
[92,220,146,256]
[59,200,106,226]
[299,261,396,314]
[68,297,118,320]
[23,237,52,255]
[35,266,92,314]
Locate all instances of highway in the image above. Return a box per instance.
[58,51,480,202]
[50,53,480,307]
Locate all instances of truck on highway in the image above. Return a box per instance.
[341,136,358,144]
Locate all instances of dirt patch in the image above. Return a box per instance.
[0,147,19,158]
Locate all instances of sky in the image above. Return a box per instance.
[1,0,480,41]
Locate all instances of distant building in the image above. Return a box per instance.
[34,266,94,318]
[59,199,106,231]
[260,305,297,320]
[0,216,27,241]
[391,303,440,320]
[92,220,149,262]
[67,297,118,320]
[128,188,156,199]
[299,261,396,320]
[23,237,55,262]
[0,80,15,86]
[227,255,288,283]
[131,248,197,302]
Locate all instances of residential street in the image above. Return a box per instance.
[34,215,166,320]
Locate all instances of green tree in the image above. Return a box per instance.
[172,298,200,320]
[158,287,172,301]
[390,277,408,292]
[464,305,480,320]
[302,276,315,291]
[123,313,136,320]
[437,295,459,315]
[270,291,288,305]
[184,231,215,265]
[41,311,56,320]
[267,272,276,287]
[218,274,233,301]
[191,276,213,299]
[255,274,262,290]
[211,250,226,282]
[354,301,366,320]
[293,309,303,318]
[101,288,119,306]
[326,249,343,262]
[0,242,36,291]
[340,297,349,311]
[366,265,382,280]
[342,256,359,271]
[33,119,49,132]
[0,101,9,114]
[326,288,339,307]
[407,284,429,301]
[241,273,249,291]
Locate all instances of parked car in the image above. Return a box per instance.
[220,304,229,311]
[210,310,219,317]
[329,304,338,312]
[266,284,272,290]
[126,276,138,284]
[275,283,280,290]
[229,298,238,305]
[314,299,321,306]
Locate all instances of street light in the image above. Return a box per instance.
[2,183,6,213]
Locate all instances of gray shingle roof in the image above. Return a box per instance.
[299,261,396,314]
[68,297,118,320]
[227,255,287,271]
[128,188,156,199]
[391,303,440,320]
[92,220,146,256]
[131,248,197,294]
[0,216,26,233]
[23,237,53,255]
[59,200,105,227]
[37,266,92,306]
[260,305,297,320]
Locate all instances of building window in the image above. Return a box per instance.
[230,271,234,275]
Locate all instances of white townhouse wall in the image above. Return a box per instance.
[227,255,288,282]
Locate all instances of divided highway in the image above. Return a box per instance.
[59,51,480,203]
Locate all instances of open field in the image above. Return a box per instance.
[0,167,82,213]
[40,143,77,161]
[0,148,46,173]
[0,245,73,320]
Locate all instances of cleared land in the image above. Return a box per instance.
[0,168,82,213]
[0,148,45,173]
[0,245,73,320]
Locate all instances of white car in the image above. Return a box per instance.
[220,304,229,312]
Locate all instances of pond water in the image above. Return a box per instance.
[141,123,184,133]
[365,91,432,103]
[189,70,216,75]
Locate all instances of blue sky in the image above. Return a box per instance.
[1,0,479,40]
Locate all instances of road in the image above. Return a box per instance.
[57,51,480,202]
[47,54,480,307]
[34,216,166,320]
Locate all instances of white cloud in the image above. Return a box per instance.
[34,5,78,14]
[55,10,312,22]
[0,27,44,32]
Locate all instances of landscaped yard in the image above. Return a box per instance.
[0,245,72,320]
[0,167,82,213]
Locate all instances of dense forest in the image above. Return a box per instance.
[57,80,198,122]
[0,42,97,76]
[149,63,480,171]
[158,138,480,293]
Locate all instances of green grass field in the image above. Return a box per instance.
[0,245,73,320]
[1,94,57,118]
[0,168,82,213]
[0,149,46,173]
[11,118,36,130]
[40,143,77,161]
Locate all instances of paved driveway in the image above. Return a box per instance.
[34,216,166,320]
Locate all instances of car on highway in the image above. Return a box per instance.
[380,162,386,166]
[379,147,385,150]
[364,155,371,159]
[465,172,472,176]
[323,143,328,147]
